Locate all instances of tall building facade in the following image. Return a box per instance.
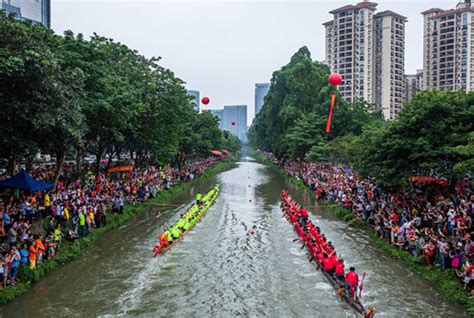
[324,2,407,120]
[254,83,270,116]
[222,105,247,142]
[1,0,51,27]
[209,109,223,125]
[187,90,200,112]
[324,1,377,103]
[404,69,424,101]
[209,106,248,142]
[422,1,474,92]
[374,11,406,120]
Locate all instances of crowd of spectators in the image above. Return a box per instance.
[0,154,230,290]
[265,152,474,295]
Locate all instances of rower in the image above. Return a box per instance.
[166,227,173,245]
[196,192,202,205]
[365,306,376,318]
[300,207,309,227]
[345,266,359,297]
[183,218,191,231]
[170,226,181,240]
[335,258,345,281]
[160,227,170,246]
[176,214,186,230]
[290,211,297,223]
[322,253,334,274]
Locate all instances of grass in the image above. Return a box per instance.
[251,149,474,315]
[0,156,237,305]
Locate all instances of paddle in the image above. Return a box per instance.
[358,272,366,299]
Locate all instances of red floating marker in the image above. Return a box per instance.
[201,97,210,105]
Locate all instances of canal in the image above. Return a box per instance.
[1,156,467,317]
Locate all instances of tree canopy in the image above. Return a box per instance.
[249,47,473,189]
[0,12,239,181]
[249,46,382,158]
[352,90,474,188]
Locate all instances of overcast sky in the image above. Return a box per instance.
[52,0,458,124]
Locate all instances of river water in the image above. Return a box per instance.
[1,156,468,317]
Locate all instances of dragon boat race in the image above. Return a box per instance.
[0,1,473,317]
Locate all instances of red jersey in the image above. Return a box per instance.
[301,208,308,217]
[335,261,345,275]
[316,252,324,263]
[322,257,333,271]
[345,271,359,285]
[290,213,297,223]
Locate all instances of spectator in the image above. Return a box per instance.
[0,153,231,291]
[264,151,474,293]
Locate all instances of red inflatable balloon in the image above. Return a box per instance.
[201,97,210,105]
[328,73,343,86]
[231,121,236,126]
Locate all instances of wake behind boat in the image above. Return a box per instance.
[152,185,220,256]
[281,191,376,318]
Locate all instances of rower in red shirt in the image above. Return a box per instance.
[329,252,338,270]
[335,258,345,280]
[345,266,359,297]
[322,254,335,274]
[315,250,324,266]
[290,211,297,224]
[300,207,309,227]
[310,240,319,256]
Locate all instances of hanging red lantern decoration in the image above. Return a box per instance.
[328,73,343,86]
[201,97,210,105]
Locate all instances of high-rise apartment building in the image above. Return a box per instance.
[209,106,248,142]
[422,1,474,92]
[324,1,377,104]
[209,109,224,128]
[187,90,200,112]
[374,11,406,120]
[1,0,51,27]
[222,105,247,142]
[254,83,270,116]
[324,2,407,120]
[404,69,424,101]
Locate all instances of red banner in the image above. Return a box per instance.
[108,166,134,174]
[410,176,448,187]
[211,150,223,156]
[326,94,337,133]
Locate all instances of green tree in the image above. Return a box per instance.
[249,46,382,160]
[285,113,325,159]
[0,13,85,182]
[0,15,238,177]
[181,111,224,158]
[453,132,474,174]
[353,90,473,188]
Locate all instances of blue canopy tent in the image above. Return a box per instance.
[0,169,53,192]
